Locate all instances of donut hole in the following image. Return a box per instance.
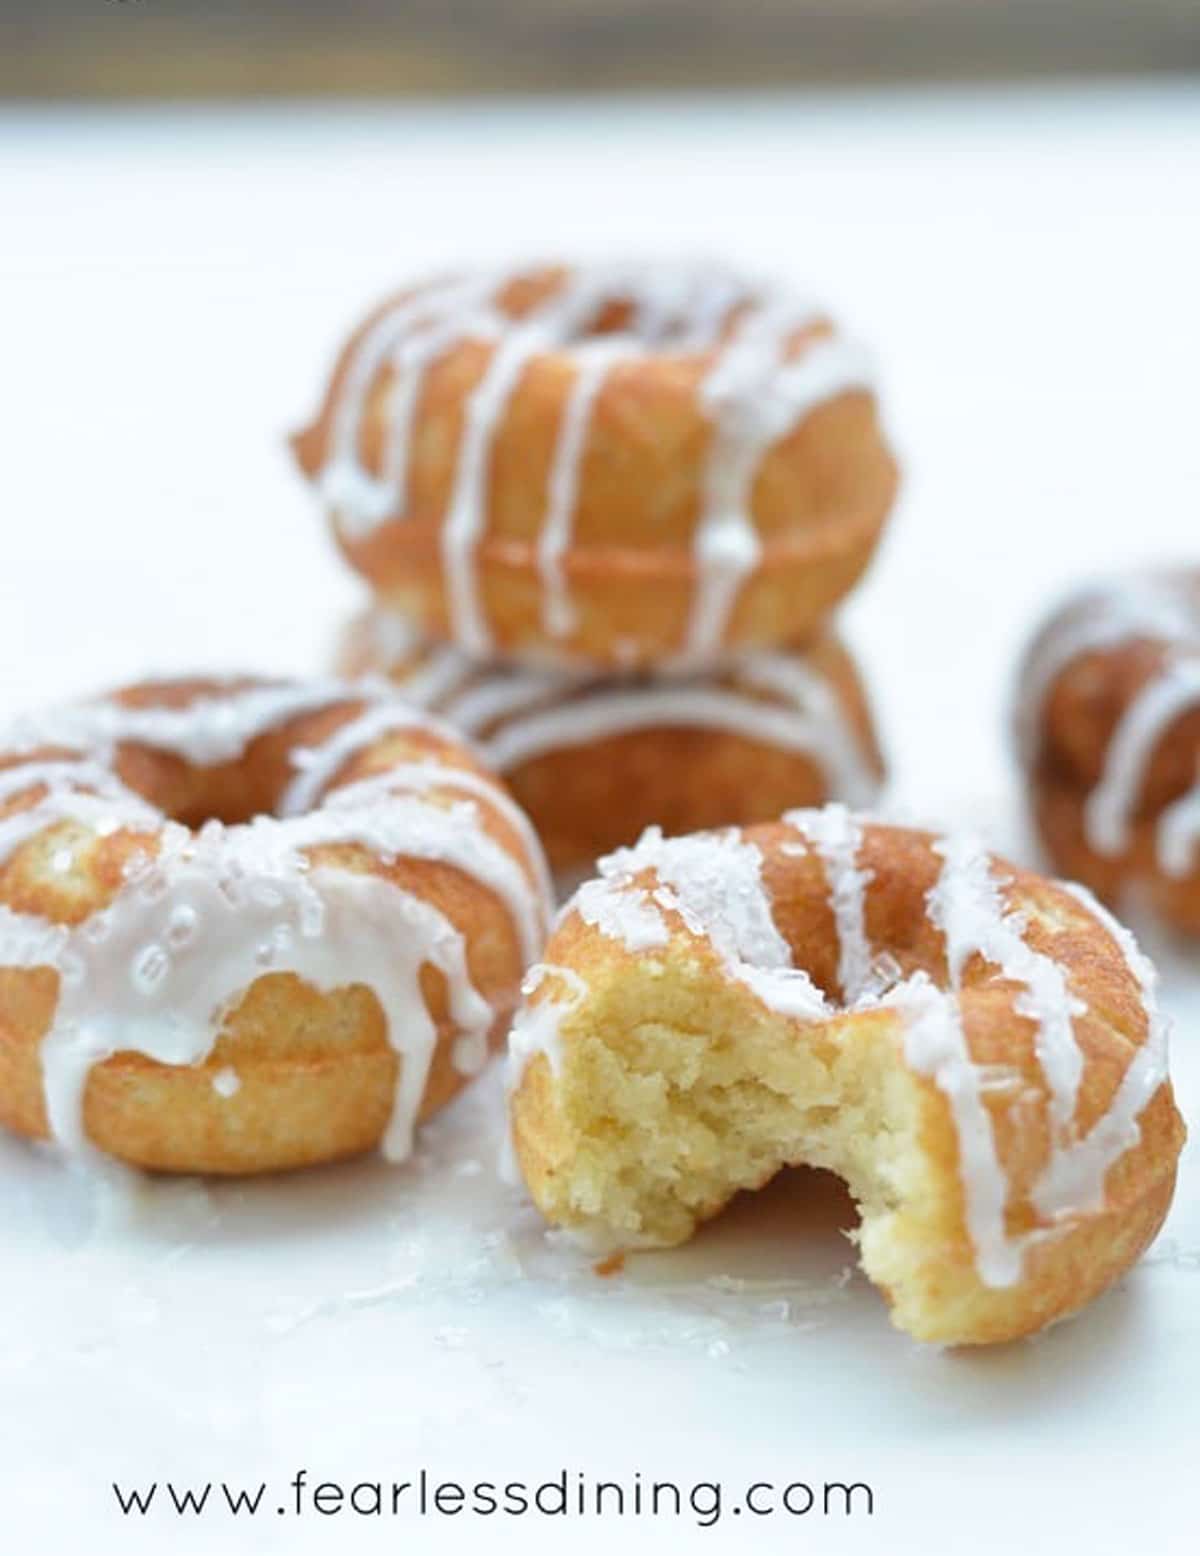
[512,955,957,1339]
[495,267,829,356]
[73,682,450,832]
[102,694,338,829]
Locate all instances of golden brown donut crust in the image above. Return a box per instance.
[509,820,1185,1345]
[337,615,885,876]
[292,266,899,666]
[0,679,544,1174]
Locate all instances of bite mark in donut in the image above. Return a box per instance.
[505,809,1183,1344]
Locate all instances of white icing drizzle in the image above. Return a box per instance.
[884,834,1162,1285]
[1018,574,1200,876]
[538,338,637,639]
[929,833,1087,1137]
[442,279,611,653]
[307,780,547,965]
[0,681,552,1172]
[507,961,589,1080]
[885,968,1019,1285]
[319,277,496,534]
[37,834,489,1170]
[1015,577,1197,769]
[688,312,871,662]
[487,685,873,786]
[1086,658,1200,855]
[280,700,455,816]
[8,680,385,768]
[507,810,1170,1291]
[574,874,670,954]
[1041,884,1172,1216]
[783,804,876,1001]
[349,612,879,807]
[592,826,828,1020]
[1159,772,1200,877]
[0,759,139,806]
[499,961,590,1185]
[309,763,554,919]
[307,264,871,659]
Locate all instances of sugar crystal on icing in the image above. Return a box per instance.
[132,943,169,994]
[165,904,199,948]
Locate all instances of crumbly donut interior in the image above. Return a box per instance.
[521,953,948,1325]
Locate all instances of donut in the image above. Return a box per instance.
[1015,572,1200,934]
[337,609,884,874]
[291,263,899,668]
[506,809,1184,1345]
[0,677,551,1175]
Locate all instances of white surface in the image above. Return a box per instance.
[1,85,1199,1555]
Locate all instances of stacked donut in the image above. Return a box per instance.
[292,263,900,874]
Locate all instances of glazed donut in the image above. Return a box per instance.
[506,809,1184,1345]
[1016,572,1200,934]
[291,263,899,668]
[337,609,884,874]
[0,677,551,1175]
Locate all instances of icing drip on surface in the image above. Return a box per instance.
[310,264,871,658]
[354,612,879,807]
[0,682,552,1172]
